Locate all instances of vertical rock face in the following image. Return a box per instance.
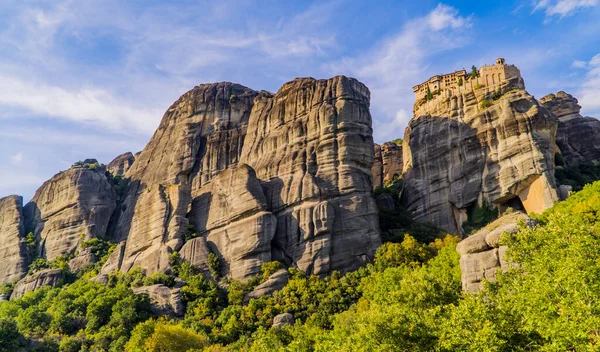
[107,152,135,176]
[540,91,600,165]
[241,76,380,275]
[188,165,276,278]
[113,83,259,275]
[110,77,380,279]
[0,196,29,284]
[24,163,117,261]
[402,78,559,234]
[371,142,403,188]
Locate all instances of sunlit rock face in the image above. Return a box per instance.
[241,76,381,276]
[402,74,559,234]
[108,77,380,279]
[23,163,117,261]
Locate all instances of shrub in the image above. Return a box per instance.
[207,253,221,279]
[479,99,491,110]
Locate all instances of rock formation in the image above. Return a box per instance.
[132,284,184,317]
[272,313,295,328]
[23,161,117,261]
[540,91,600,165]
[457,211,535,292]
[10,269,63,300]
[240,77,380,276]
[0,196,29,284]
[107,152,135,176]
[108,77,380,280]
[372,142,403,189]
[244,269,290,303]
[402,68,559,234]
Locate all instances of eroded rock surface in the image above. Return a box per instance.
[0,196,29,284]
[244,269,290,303]
[273,313,295,328]
[107,152,135,176]
[10,269,63,300]
[241,77,381,276]
[109,77,380,279]
[372,142,403,189]
[457,212,534,292]
[402,76,559,234]
[132,284,184,317]
[23,163,117,261]
[540,91,600,165]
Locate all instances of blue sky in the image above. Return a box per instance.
[1,0,599,201]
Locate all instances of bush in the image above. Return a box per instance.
[479,99,491,110]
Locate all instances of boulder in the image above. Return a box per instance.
[244,269,290,303]
[132,284,184,317]
[68,247,96,273]
[457,212,534,293]
[0,196,29,284]
[23,165,117,261]
[272,313,295,328]
[402,74,559,234]
[100,242,126,275]
[10,269,63,300]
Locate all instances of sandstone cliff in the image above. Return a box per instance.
[372,142,403,189]
[23,161,117,261]
[0,196,29,284]
[107,152,135,176]
[402,76,559,234]
[108,77,380,279]
[540,91,600,165]
[241,77,381,275]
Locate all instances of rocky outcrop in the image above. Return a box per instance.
[272,313,295,328]
[23,162,117,261]
[132,284,184,317]
[244,269,290,303]
[10,269,63,300]
[457,212,534,293]
[0,196,29,284]
[107,152,135,176]
[540,91,600,165]
[402,76,559,234]
[109,77,380,279]
[241,77,381,276]
[68,247,96,273]
[372,142,403,188]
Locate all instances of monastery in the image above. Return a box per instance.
[412,58,522,100]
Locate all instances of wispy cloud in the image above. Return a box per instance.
[533,0,598,18]
[578,53,600,117]
[9,152,23,164]
[328,3,472,142]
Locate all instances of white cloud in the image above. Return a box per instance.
[578,54,600,116]
[0,74,163,134]
[328,3,472,142]
[572,60,588,68]
[10,152,23,164]
[533,0,598,17]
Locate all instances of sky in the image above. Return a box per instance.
[1,0,600,201]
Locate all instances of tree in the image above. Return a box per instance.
[458,77,463,87]
[0,318,24,351]
[470,65,479,79]
[426,86,433,101]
